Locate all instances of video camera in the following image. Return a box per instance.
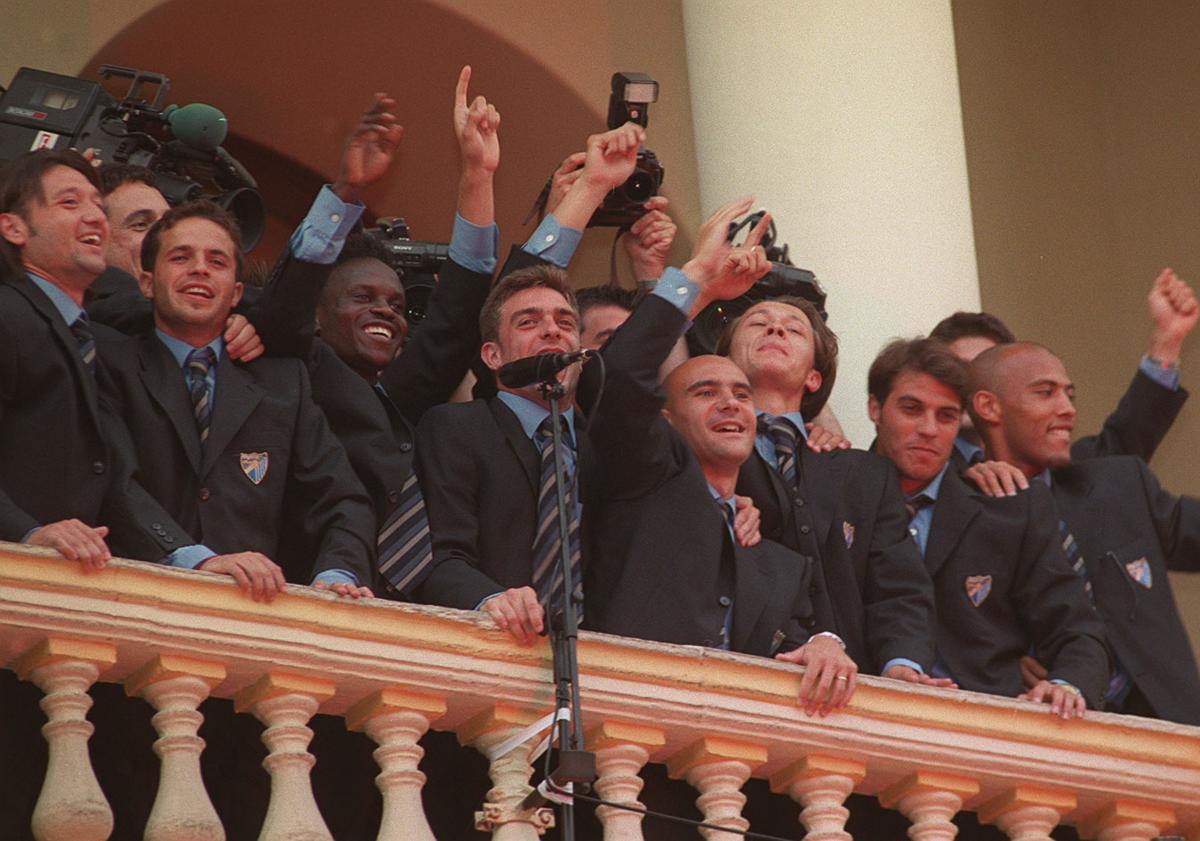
[361,217,449,327]
[588,72,665,228]
[0,65,265,249]
[687,210,829,355]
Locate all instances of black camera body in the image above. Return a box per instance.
[0,65,264,249]
[362,217,450,327]
[587,72,665,229]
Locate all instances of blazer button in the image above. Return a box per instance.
[794,497,805,507]
[399,442,413,453]
[718,595,732,608]
[799,524,811,534]
[387,490,399,504]
[91,461,106,475]
[198,488,210,502]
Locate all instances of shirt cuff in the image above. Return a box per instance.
[521,214,583,268]
[449,214,499,275]
[288,185,365,264]
[1139,355,1181,390]
[312,569,359,587]
[167,544,218,570]
[882,657,925,676]
[652,267,701,315]
[807,630,846,650]
[475,592,503,611]
[21,526,39,543]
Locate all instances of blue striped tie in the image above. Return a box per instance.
[531,415,582,620]
[759,414,800,488]
[70,314,97,377]
[185,347,215,446]
[377,470,433,596]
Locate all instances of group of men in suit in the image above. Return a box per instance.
[3,61,1200,841]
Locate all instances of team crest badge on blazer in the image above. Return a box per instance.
[843,521,855,548]
[1125,557,1152,588]
[965,575,992,607]
[240,452,269,485]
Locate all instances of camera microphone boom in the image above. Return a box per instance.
[498,351,594,389]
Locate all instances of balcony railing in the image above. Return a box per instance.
[1,541,1197,841]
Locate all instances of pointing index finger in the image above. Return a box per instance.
[455,65,471,109]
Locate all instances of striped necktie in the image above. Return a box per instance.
[531,414,582,621]
[758,414,800,488]
[185,347,215,445]
[376,470,433,597]
[70,314,97,377]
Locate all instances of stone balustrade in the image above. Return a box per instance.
[1,541,1197,841]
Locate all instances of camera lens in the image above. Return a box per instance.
[623,170,655,202]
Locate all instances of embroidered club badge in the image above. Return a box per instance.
[240,452,269,485]
[965,574,992,607]
[843,521,855,549]
[1125,557,1152,589]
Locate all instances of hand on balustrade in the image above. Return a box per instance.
[223,313,263,363]
[1018,679,1087,719]
[198,552,287,602]
[962,459,1029,498]
[1019,654,1048,690]
[480,586,545,645]
[732,494,761,547]
[776,634,858,717]
[312,580,375,599]
[27,519,112,570]
[881,663,958,690]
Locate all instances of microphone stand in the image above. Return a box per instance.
[527,376,595,841]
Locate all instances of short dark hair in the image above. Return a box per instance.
[99,164,158,197]
[0,149,102,271]
[929,311,1016,346]
[716,295,839,419]
[868,337,970,407]
[480,264,578,344]
[575,284,639,318]
[140,200,245,279]
[336,231,396,269]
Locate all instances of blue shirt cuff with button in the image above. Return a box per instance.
[1139,355,1181,390]
[168,544,218,570]
[313,569,359,587]
[652,267,702,315]
[449,214,498,275]
[521,214,583,268]
[288,185,364,264]
[882,657,924,676]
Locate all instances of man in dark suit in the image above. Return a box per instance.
[97,199,375,595]
[970,341,1200,725]
[930,271,1197,477]
[718,297,938,679]
[868,338,1109,715]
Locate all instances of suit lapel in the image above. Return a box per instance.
[924,469,981,577]
[490,398,539,494]
[1051,467,1103,551]
[138,336,204,473]
[201,358,261,478]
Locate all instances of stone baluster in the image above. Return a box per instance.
[234,672,336,841]
[770,754,866,841]
[458,702,556,840]
[584,720,666,841]
[125,654,227,841]
[14,637,117,841]
[667,736,767,841]
[878,770,980,841]
[978,785,1076,841]
[345,688,446,841]
[1078,800,1177,841]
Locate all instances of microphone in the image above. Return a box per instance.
[498,350,593,389]
[160,103,229,151]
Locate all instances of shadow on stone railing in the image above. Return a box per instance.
[1,542,1197,841]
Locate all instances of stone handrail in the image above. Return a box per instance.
[0,542,1197,841]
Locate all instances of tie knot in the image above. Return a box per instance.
[535,414,570,448]
[904,493,934,522]
[185,347,215,378]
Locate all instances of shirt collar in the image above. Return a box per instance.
[907,460,951,503]
[755,409,809,441]
[26,272,83,326]
[155,329,225,369]
[496,390,577,447]
[1034,467,1053,487]
[954,435,985,465]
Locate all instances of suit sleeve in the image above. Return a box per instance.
[244,251,331,359]
[378,257,491,427]
[285,361,377,585]
[0,317,39,539]
[1014,483,1110,707]
[1070,369,1188,462]
[587,295,692,500]
[1140,458,1200,572]
[411,406,508,608]
[863,459,937,672]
